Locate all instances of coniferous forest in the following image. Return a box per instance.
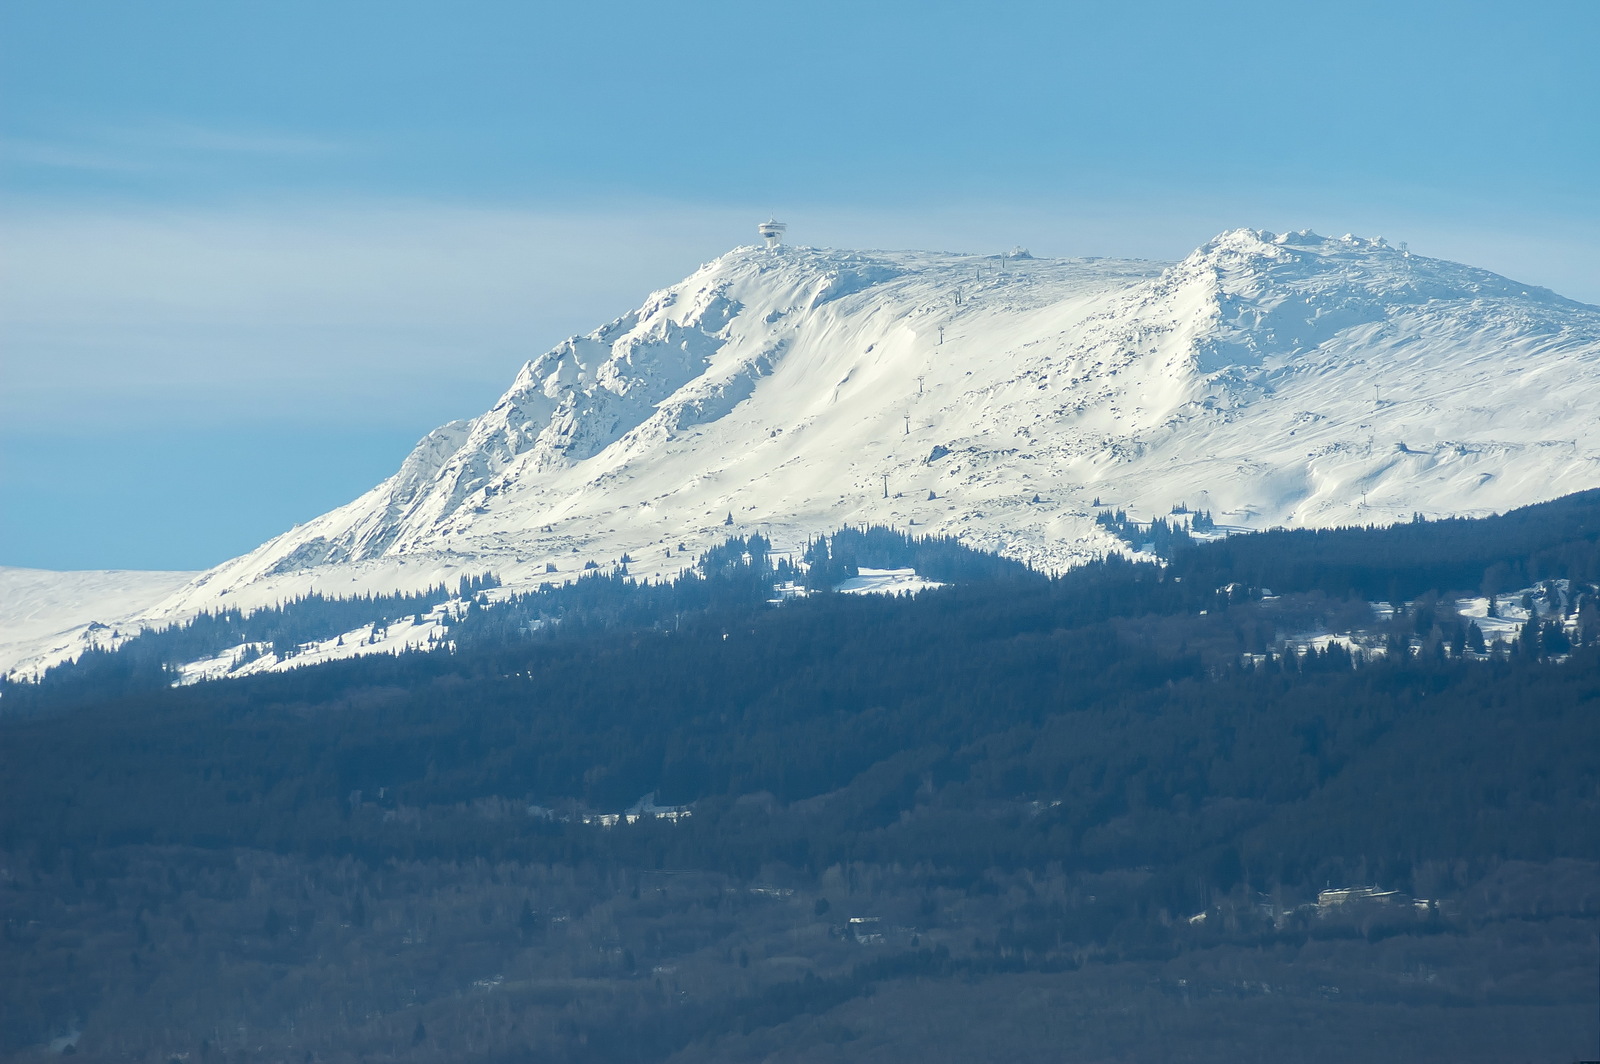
[2,492,1599,1062]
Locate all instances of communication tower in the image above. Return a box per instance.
[758,218,787,249]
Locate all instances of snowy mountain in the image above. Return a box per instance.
[7,227,1600,678]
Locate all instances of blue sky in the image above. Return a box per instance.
[3,0,1597,570]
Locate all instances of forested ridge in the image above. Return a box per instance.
[2,493,1599,1062]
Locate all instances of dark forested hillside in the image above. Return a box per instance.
[2,497,1599,1062]
[1169,488,1600,599]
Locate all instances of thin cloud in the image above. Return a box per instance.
[0,199,748,434]
[0,136,149,173]
[0,121,351,178]
[105,120,350,157]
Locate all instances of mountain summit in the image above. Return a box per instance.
[9,228,1600,674]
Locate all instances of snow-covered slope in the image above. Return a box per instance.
[0,566,198,680]
[7,228,1600,677]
